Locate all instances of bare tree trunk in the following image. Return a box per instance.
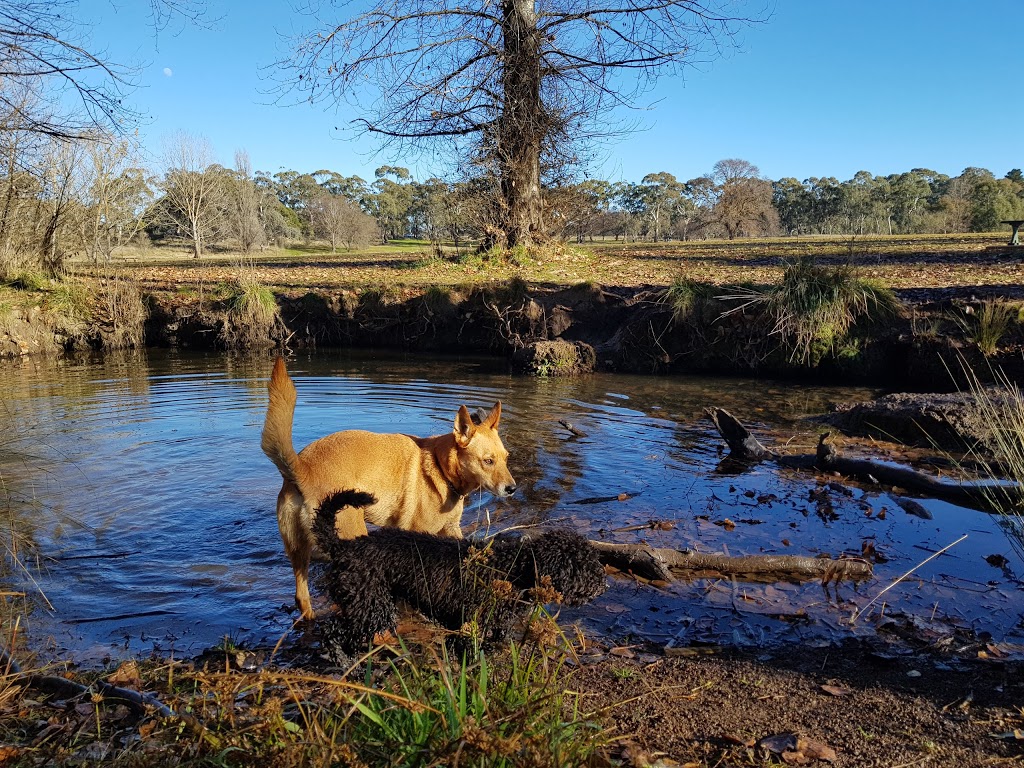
[499,0,543,248]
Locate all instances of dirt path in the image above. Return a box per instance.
[574,641,1024,767]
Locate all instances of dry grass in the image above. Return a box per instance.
[70,233,1015,296]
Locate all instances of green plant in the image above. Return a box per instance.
[662,277,717,324]
[341,636,607,768]
[729,257,901,364]
[2,270,48,291]
[46,280,92,322]
[221,275,283,348]
[963,299,1014,357]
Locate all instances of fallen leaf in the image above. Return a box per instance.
[758,733,798,754]
[820,684,851,697]
[798,737,837,762]
[107,660,141,688]
[609,646,636,658]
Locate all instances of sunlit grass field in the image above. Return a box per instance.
[74,232,1017,296]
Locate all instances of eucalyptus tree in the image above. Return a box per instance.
[278,0,762,249]
[80,136,153,262]
[638,172,686,242]
[371,166,414,243]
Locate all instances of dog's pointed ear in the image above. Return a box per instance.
[481,401,502,430]
[454,405,477,447]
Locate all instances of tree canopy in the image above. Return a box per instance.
[278,0,762,249]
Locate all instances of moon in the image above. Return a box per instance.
[163,67,173,77]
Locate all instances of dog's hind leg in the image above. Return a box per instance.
[276,480,316,619]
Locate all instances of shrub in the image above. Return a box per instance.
[96,277,149,349]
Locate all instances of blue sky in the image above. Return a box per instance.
[80,0,1022,184]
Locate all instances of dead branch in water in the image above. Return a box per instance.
[706,406,1024,513]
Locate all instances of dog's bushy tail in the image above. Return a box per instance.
[313,489,378,555]
[261,357,301,482]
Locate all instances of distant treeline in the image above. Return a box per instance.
[1,128,1021,277]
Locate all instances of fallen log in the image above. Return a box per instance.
[814,433,1022,511]
[589,541,872,584]
[706,407,772,460]
[0,646,201,731]
[706,407,1024,513]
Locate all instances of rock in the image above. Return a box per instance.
[511,340,596,376]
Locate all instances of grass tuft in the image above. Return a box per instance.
[731,257,902,364]
[221,275,283,348]
[962,300,1015,357]
[952,363,1024,558]
[662,278,718,325]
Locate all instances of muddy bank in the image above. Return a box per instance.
[826,390,1014,452]
[4,280,1023,389]
[144,283,1023,389]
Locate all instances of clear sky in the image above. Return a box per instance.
[79,0,1022,184]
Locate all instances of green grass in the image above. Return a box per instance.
[662,277,720,324]
[342,639,607,768]
[737,257,902,364]
[221,275,283,347]
[2,269,49,291]
[963,299,1016,356]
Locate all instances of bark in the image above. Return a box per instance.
[499,0,543,248]
[590,541,872,584]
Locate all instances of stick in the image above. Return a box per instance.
[849,534,968,623]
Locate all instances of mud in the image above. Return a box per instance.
[827,390,1011,452]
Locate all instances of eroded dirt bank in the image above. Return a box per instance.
[140,283,1022,390]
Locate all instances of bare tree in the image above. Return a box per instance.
[227,150,266,252]
[160,132,225,259]
[1,1,209,139]
[278,1,761,249]
[711,158,778,239]
[309,193,378,252]
[34,136,87,273]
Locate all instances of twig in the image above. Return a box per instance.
[850,534,968,623]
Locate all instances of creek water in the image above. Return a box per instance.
[1,349,1021,664]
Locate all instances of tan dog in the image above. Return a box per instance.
[260,357,517,619]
